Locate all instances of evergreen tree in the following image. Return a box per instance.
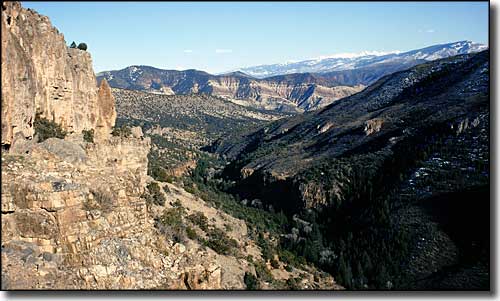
[77,42,87,51]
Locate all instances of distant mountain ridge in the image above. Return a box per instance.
[235,41,488,78]
[97,41,487,112]
[97,66,365,112]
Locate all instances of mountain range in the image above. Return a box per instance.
[234,41,488,78]
[97,41,486,113]
[97,67,364,112]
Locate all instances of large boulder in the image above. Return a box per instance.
[39,138,87,164]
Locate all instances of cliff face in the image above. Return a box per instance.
[1,1,115,146]
[1,2,340,290]
[207,76,364,111]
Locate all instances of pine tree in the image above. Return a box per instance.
[355,261,365,289]
[361,250,373,277]
[77,42,87,51]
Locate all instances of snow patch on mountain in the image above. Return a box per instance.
[234,41,488,78]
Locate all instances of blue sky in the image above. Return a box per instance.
[22,1,489,74]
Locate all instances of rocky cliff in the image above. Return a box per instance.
[1,2,339,290]
[97,66,364,112]
[2,136,338,290]
[1,1,115,147]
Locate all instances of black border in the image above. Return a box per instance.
[1,0,494,297]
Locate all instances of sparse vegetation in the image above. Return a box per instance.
[186,211,209,232]
[202,227,238,256]
[254,261,273,283]
[82,129,94,143]
[111,125,132,138]
[156,206,186,243]
[89,188,115,213]
[144,182,166,206]
[34,113,66,142]
[244,272,259,290]
[186,226,197,240]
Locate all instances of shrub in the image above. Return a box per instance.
[187,211,209,232]
[163,185,171,194]
[203,227,238,255]
[82,129,94,143]
[90,188,114,213]
[149,164,170,182]
[186,226,197,240]
[278,249,305,268]
[257,234,274,262]
[82,198,99,212]
[224,223,233,232]
[111,125,132,138]
[156,207,186,243]
[184,184,196,194]
[172,199,182,208]
[34,113,66,142]
[77,42,87,51]
[145,182,166,206]
[69,41,77,48]
[254,261,273,283]
[286,278,300,290]
[244,272,259,290]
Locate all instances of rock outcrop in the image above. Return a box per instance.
[1,136,339,289]
[1,2,341,290]
[95,79,116,139]
[1,1,116,147]
[1,135,153,289]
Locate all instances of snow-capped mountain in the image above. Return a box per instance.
[235,41,488,78]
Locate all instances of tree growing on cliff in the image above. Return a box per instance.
[244,272,259,290]
[70,41,77,48]
[34,113,66,142]
[82,129,94,143]
[77,42,87,51]
[144,182,166,206]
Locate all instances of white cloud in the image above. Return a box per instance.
[215,49,233,54]
[419,29,435,33]
[183,49,193,53]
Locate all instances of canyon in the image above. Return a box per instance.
[1,0,490,292]
[1,2,337,290]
